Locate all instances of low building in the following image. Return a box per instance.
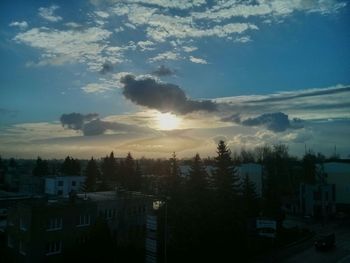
[5,190,155,262]
[45,176,86,197]
[299,183,336,218]
[323,162,350,208]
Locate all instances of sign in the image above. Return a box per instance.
[256,219,277,238]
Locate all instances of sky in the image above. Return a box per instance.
[0,0,349,159]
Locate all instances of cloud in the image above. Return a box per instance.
[120,74,217,114]
[183,46,198,52]
[99,61,114,74]
[137,40,155,51]
[224,112,303,132]
[14,26,115,71]
[95,11,110,18]
[60,112,156,136]
[151,65,174,76]
[81,82,113,93]
[216,84,350,121]
[246,85,350,104]
[9,21,28,30]
[189,56,208,64]
[60,113,99,130]
[38,5,62,22]
[149,51,181,62]
[234,36,251,43]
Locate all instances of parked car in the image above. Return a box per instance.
[314,232,335,250]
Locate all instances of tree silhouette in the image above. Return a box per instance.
[84,157,100,192]
[242,174,259,218]
[32,157,49,177]
[213,140,240,201]
[101,152,118,188]
[61,156,81,175]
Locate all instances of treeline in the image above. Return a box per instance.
[0,142,344,261]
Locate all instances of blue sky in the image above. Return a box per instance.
[0,0,349,158]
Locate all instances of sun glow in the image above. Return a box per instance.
[156,112,181,130]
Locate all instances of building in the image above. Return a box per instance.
[45,175,86,197]
[323,162,350,208]
[299,183,336,218]
[5,190,155,262]
[6,197,96,263]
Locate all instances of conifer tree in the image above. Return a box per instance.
[84,157,100,192]
[32,157,49,177]
[242,174,259,218]
[213,140,240,201]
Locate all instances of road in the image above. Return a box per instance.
[283,225,350,263]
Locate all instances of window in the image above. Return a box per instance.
[20,217,28,231]
[47,217,63,231]
[7,235,14,248]
[58,181,63,186]
[77,215,90,227]
[45,241,62,256]
[19,240,26,255]
[72,181,76,186]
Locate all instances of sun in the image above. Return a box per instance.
[156,112,181,130]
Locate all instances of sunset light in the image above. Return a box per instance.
[156,112,181,130]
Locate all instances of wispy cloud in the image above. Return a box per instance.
[189,56,208,64]
[14,27,115,71]
[149,51,181,62]
[38,5,62,22]
[9,21,28,30]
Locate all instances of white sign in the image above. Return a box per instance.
[256,219,277,230]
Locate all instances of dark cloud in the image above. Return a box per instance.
[99,61,114,74]
[60,112,155,136]
[151,65,174,77]
[60,113,98,130]
[223,112,303,132]
[121,74,217,114]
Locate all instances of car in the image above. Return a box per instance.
[314,233,335,250]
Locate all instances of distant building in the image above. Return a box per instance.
[299,183,336,218]
[323,162,350,207]
[45,176,86,197]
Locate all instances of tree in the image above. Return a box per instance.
[302,152,317,184]
[187,153,208,198]
[101,152,118,188]
[213,140,240,201]
[84,157,100,192]
[164,152,182,197]
[122,152,141,191]
[61,156,81,175]
[242,175,259,218]
[32,157,49,177]
[262,144,291,217]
